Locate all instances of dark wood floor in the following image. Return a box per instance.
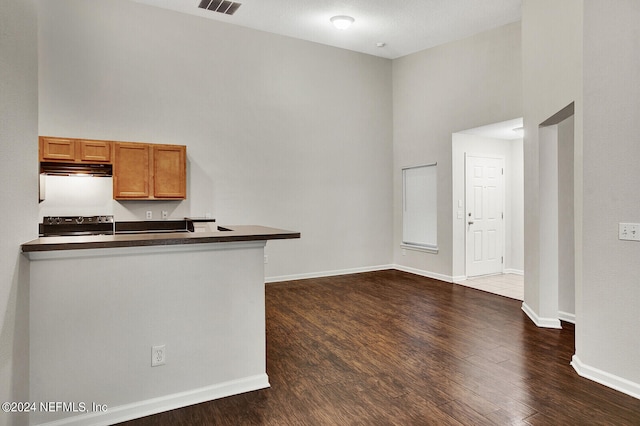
[118,270,640,425]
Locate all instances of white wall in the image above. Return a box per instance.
[558,115,575,320]
[523,0,640,399]
[521,0,583,325]
[0,1,38,425]
[577,0,640,396]
[510,137,525,275]
[37,0,394,281]
[392,22,523,281]
[451,133,524,280]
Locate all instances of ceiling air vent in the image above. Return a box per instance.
[198,0,241,15]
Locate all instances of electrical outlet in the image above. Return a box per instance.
[151,345,166,367]
[161,210,168,219]
[146,211,152,220]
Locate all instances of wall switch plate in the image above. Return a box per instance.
[146,211,152,220]
[161,210,168,219]
[264,255,268,264]
[619,223,640,241]
[152,345,166,367]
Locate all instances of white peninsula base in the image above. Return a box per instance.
[28,241,269,426]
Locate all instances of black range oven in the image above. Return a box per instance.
[39,215,115,237]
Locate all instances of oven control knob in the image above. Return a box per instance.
[54,217,61,224]
[76,216,84,224]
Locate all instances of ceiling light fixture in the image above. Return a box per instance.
[330,15,354,30]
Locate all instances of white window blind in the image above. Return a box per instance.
[402,163,438,251]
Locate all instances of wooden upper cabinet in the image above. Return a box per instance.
[40,136,112,163]
[78,140,111,163]
[153,145,186,199]
[113,142,186,200]
[40,137,76,162]
[113,143,150,199]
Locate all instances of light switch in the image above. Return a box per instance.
[457,210,463,219]
[619,223,640,241]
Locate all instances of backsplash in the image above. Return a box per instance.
[38,175,190,222]
[39,175,113,218]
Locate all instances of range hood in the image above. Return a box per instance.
[40,162,113,177]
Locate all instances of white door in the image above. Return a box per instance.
[465,155,504,277]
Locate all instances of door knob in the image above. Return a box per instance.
[468,221,474,225]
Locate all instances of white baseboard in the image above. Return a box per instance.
[521,302,562,329]
[266,264,454,285]
[36,374,270,426]
[571,355,640,400]
[453,270,523,284]
[392,264,454,283]
[558,311,576,324]
[265,264,395,283]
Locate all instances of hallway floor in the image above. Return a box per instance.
[458,273,524,300]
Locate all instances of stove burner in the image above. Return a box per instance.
[40,215,115,237]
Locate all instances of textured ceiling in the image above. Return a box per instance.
[131,0,522,59]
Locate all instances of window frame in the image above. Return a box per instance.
[401,163,438,254]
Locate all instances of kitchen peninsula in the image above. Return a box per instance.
[22,225,299,425]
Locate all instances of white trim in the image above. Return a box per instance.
[34,374,270,426]
[558,310,576,324]
[392,264,454,283]
[521,302,562,329]
[267,264,454,284]
[571,355,640,400]
[503,268,524,275]
[400,243,438,254]
[265,264,394,283]
[452,275,468,284]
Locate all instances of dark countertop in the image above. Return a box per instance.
[21,225,300,253]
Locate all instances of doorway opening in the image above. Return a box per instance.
[538,103,576,326]
[452,118,524,300]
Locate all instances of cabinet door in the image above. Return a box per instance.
[153,145,186,199]
[78,140,111,163]
[113,143,150,199]
[40,137,76,162]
